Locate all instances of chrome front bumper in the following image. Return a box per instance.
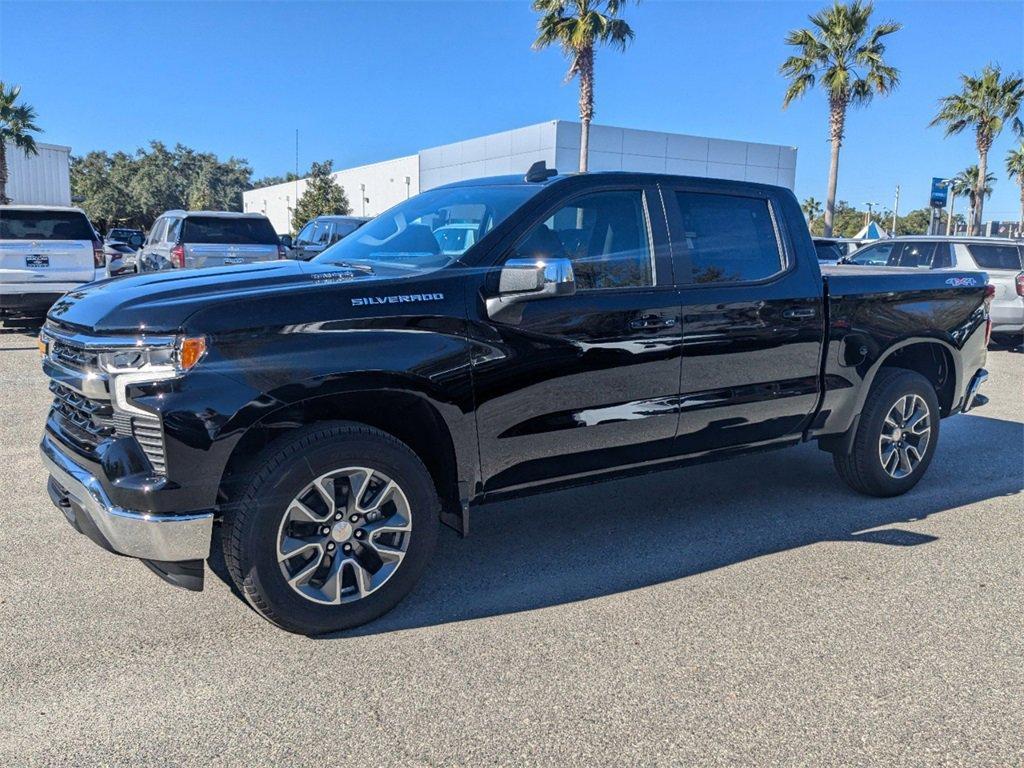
[40,435,213,562]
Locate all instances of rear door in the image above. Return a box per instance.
[0,209,96,284]
[182,216,279,268]
[664,184,825,452]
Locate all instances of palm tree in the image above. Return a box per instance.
[931,65,1024,235]
[780,1,901,237]
[533,0,636,172]
[0,82,42,204]
[951,165,995,234]
[802,196,823,227]
[1007,142,1024,235]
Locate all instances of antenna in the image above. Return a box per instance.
[525,161,558,183]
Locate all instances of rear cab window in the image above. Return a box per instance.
[813,242,844,262]
[674,191,782,283]
[0,210,94,241]
[182,216,279,245]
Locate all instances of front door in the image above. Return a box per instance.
[663,184,825,454]
[472,185,683,493]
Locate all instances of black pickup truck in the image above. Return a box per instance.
[39,168,992,634]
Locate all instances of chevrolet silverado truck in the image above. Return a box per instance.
[39,167,992,634]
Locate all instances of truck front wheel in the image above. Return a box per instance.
[221,423,440,634]
[832,368,941,497]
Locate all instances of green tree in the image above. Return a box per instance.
[251,172,301,189]
[532,0,637,172]
[952,165,995,231]
[0,82,42,204]
[291,160,351,234]
[780,1,901,237]
[931,65,1024,234]
[802,196,823,227]
[1006,141,1024,233]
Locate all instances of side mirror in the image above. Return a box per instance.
[486,257,575,320]
[279,234,293,249]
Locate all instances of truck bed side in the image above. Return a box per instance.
[809,264,990,441]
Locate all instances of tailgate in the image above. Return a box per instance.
[0,239,95,283]
[986,270,1020,303]
[184,243,278,268]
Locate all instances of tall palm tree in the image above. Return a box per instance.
[0,82,42,204]
[931,65,1024,235]
[950,165,994,234]
[1007,142,1024,234]
[780,1,901,237]
[533,0,637,172]
[801,196,823,227]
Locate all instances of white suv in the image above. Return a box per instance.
[0,206,103,317]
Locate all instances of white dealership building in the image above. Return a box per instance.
[244,120,798,234]
[3,140,72,206]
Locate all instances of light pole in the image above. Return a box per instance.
[891,185,900,235]
[360,184,366,217]
[405,176,411,199]
[864,202,879,227]
[943,179,957,235]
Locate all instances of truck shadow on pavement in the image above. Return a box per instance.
[326,412,1022,637]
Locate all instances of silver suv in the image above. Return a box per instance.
[844,236,1023,347]
[138,211,284,273]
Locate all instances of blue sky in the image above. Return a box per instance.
[2,1,1022,219]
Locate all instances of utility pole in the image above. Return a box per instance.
[946,182,956,235]
[294,129,299,234]
[891,185,900,234]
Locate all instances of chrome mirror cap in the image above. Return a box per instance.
[486,257,576,321]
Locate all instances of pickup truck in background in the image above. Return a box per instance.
[38,168,992,634]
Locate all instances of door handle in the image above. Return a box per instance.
[629,315,677,330]
[782,308,816,319]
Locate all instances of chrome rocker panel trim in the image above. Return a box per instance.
[40,435,213,562]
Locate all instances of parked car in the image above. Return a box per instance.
[105,228,145,250]
[0,205,103,317]
[288,215,370,260]
[812,237,868,265]
[841,236,1023,347]
[137,211,284,272]
[38,169,992,634]
[103,241,141,277]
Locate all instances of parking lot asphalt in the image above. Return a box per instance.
[0,321,1021,767]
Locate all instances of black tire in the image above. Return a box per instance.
[832,368,941,497]
[221,422,440,635]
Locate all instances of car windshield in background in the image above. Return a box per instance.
[0,210,94,240]
[314,185,540,270]
[181,216,279,245]
[107,229,140,241]
[967,243,1023,271]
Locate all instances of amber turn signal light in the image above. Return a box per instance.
[37,335,47,357]
[179,336,207,370]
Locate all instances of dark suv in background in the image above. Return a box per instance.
[288,215,370,260]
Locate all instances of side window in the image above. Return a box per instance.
[675,192,782,284]
[165,218,182,244]
[931,243,952,269]
[966,243,1024,271]
[148,219,166,245]
[514,190,653,290]
[295,221,315,246]
[849,242,896,266]
[894,242,937,268]
[311,220,332,246]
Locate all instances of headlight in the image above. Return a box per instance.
[98,336,207,417]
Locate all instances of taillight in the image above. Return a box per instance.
[1016,271,1023,297]
[92,240,104,269]
[277,244,288,259]
[170,244,185,268]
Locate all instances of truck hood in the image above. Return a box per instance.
[46,260,423,333]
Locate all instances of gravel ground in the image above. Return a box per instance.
[0,321,1021,767]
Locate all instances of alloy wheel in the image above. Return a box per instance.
[276,467,412,605]
[878,394,931,479]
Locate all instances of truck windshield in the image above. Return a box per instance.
[314,185,540,270]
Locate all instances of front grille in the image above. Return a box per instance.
[49,381,115,450]
[49,337,100,372]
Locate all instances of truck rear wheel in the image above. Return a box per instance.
[221,423,439,634]
[832,368,941,497]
